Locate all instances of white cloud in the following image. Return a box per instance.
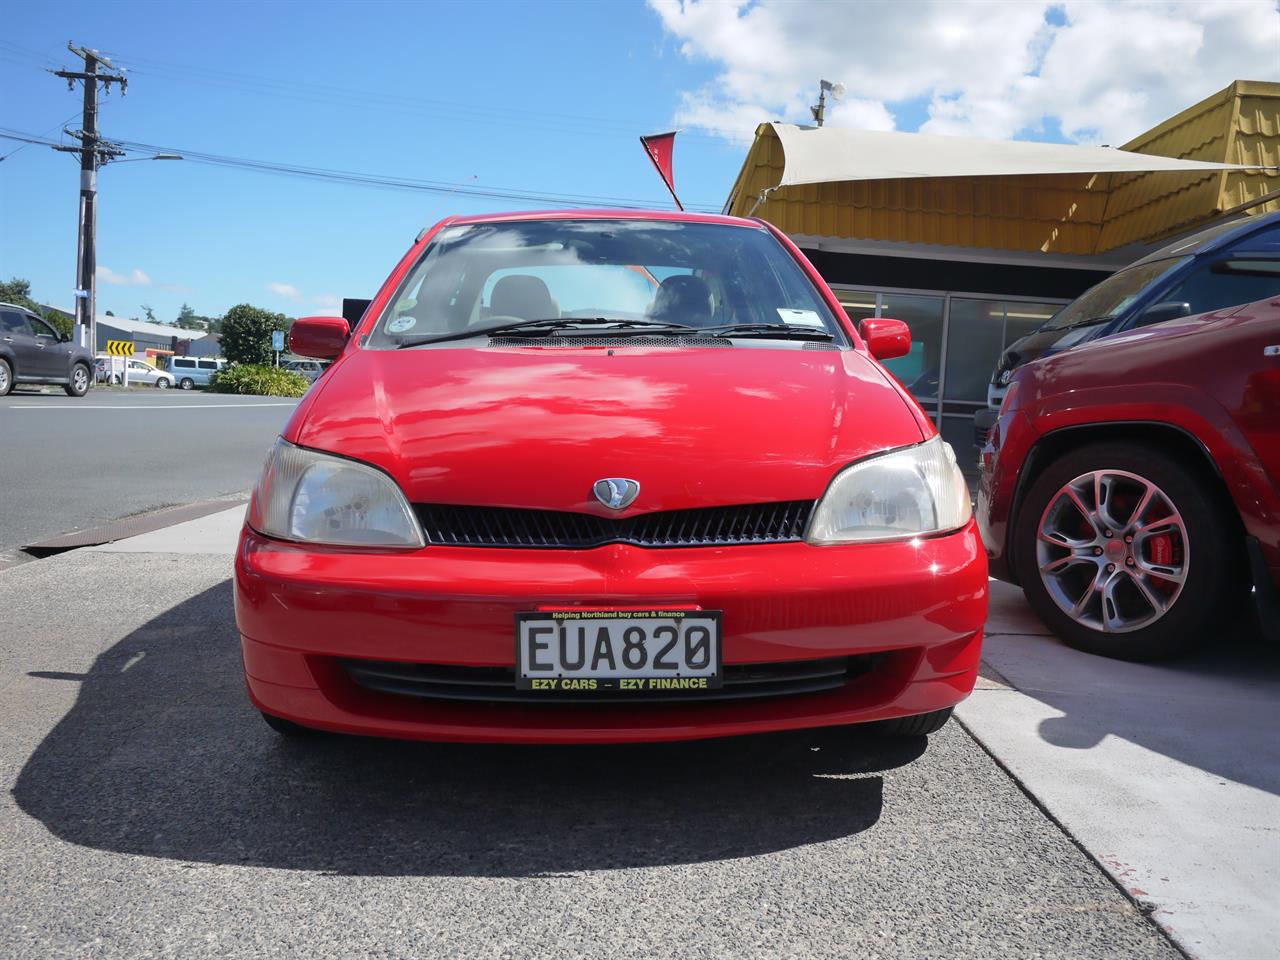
[98,266,153,286]
[311,293,341,313]
[267,281,304,303]
[650,0,1280,145]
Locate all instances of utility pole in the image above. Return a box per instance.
[52,44,126,353]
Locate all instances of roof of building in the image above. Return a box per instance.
[44,309,209,341]
[724,80,1280,259]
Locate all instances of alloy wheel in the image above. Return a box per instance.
[72,366,89,393]
[1035,469,1188,634]
[0,364,8,393]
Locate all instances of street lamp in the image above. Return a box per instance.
[810,79,846,128]
[104,153,184,164]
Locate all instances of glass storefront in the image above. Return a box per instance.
[836,287,1064,458]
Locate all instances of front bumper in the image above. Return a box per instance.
[234,520,988,743]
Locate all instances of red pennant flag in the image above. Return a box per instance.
[640,131,683,211]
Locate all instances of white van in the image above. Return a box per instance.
[166,356,225,389]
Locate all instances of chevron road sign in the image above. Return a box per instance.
[106,340,136,357]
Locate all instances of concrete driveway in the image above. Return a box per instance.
[962,582,1280,959]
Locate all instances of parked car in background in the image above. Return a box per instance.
[97,356,175,388]
[282,358,326,382]
[973,211,1280,451]
[237,210,986,744]
[0,302,94,397]
[165,355,224,389]
[978,294,1280,661]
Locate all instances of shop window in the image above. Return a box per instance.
[879,294,944,405]
[943,299,1005,403]
[944,299,1062,403]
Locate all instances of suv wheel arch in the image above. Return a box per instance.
[1006,421,1236,585]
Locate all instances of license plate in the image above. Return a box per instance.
[515,610,722,693]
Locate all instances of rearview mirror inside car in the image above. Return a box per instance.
[858,317,912,361]
[289,316,351,360]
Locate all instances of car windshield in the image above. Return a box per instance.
[1040,256,1191,331]
[368,218,844,347]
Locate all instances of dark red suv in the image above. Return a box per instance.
[978,295,1280,661]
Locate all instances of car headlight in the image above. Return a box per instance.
[247,438,424,548]
[806,436,972,544]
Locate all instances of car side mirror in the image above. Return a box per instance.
[289,316,351,360]
[1135,301,1192,327]
[60,332,72,343]
[858,318,911,360]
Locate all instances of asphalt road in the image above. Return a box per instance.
[0,386,297,554]
[0,547,1179,960]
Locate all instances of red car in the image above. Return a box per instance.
[235,210,986,743]
[979,295,1280,661]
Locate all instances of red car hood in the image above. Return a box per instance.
[291,345,924,514]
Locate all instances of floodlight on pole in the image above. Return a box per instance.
[810,79,846,127]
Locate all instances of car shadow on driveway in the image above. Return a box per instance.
[13,581,924,878]
[983,584,1280,796]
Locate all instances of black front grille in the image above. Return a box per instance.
[414,501,815,549]
[343,655,874,704]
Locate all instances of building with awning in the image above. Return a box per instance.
[723,80,1280,450]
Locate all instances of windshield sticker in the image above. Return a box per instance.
[387,315,417,334]
[777,308,824,327]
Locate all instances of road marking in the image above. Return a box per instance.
[7,402,298,409]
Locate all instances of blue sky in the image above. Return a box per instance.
[3,1,1274,324]
[1,1,757,321]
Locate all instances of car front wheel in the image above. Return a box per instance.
[65,362,90,397]
[1013,441,1236,661]
[0,358,11,396]
[156,377,170,389]
[180,378,194,390]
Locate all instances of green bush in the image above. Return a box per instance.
[220,303,290,365]
[209,363,310,397]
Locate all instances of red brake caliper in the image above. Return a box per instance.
[1146,533,1178,594]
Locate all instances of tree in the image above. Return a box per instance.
[220,303,290,365]
[105,310,115,316]
[0,278,41,314]
[141,304,156,322]
[0,278,72,338]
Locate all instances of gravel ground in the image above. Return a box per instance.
[0,551,1179,959]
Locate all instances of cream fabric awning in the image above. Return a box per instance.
[769,122,1264,188]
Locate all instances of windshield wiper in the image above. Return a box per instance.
[395,316,697,348]
[700,322,834,341]
[1043,314,1118,332]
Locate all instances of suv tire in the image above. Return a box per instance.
[0,358,11,397]
[180,377,195,390]
[65,362,90,397]
[1013,441,1236,661]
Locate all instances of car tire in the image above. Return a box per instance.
[0,358,11,397]
[65,362,90,397]
[260,711,325,738]
[1012,441,1237,662]
[156,377,170,389]
[869,708,953,737]
[180,377,194,390]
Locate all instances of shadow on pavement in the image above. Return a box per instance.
[987,587,1280,796]
[13,581,923,877]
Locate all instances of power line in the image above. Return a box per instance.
[102,50,729,144]
[0,128,721,211]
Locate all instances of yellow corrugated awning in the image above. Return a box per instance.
[725,81,1280,257]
